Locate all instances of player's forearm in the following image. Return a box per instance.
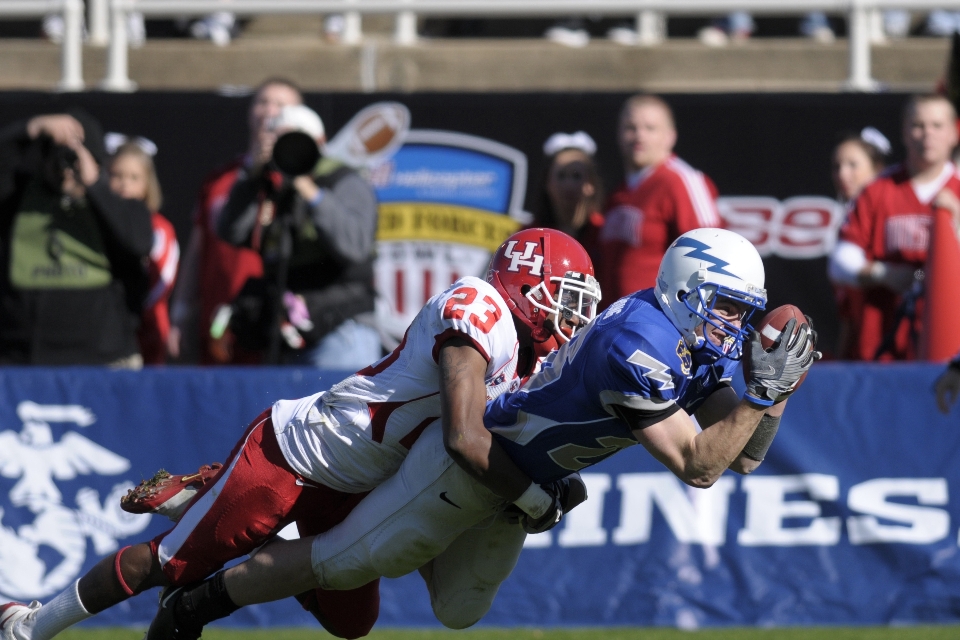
[682,399,767,487]
[439,342,531,502]
[445,427,530,502]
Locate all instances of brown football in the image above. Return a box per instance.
[755,304,807,351]
[743,304,810,392]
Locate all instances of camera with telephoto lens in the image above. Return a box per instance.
[38,135,81,193]
[271,130,321,177]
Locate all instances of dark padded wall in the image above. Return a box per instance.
[0,91,914,354]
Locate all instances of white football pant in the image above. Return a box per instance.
[309,420,527,628]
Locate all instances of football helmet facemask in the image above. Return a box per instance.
[487,228,600,352]
[655,228,766,363]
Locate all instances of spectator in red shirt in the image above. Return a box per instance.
[168,77,302,363]
[827,127,890,360]
[829,94,960,361]
[598,94,722,306]
[107,138,179,365]
[531,131,605,268]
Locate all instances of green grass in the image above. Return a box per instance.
[55,627,960,640]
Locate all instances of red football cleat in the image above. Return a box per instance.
[121,463,223,523]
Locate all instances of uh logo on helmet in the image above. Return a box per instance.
[656,228,767,363]
[487,228,601,355]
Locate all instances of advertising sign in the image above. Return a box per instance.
[370,131,531,347]
[1,366,959,629]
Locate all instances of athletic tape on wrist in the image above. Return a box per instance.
[742,414,782,462]
[514,482,552,519]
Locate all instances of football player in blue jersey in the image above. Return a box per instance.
[485,226,817,489]
[140,227,819,638]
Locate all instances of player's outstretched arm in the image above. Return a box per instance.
[631,319,817,488]
[632,397,767,488]
[694,386,787,474]
[439,338,563,530]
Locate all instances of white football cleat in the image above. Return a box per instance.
[0,601,40,640]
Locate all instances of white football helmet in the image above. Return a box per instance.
[655,228,767,362]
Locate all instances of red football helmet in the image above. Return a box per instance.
[486,228,601,353]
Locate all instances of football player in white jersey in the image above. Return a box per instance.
[0,228,600,640]
[137,228,820,639]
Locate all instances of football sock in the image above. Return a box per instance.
[31,580,92,640]
[177,571,240,627]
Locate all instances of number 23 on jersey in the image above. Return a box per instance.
[442,287,503,333]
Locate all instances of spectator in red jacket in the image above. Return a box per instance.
[167,77,302,363]
[829,94,960,361]
[107,137,179,365]
[598,94,722,306]
[531,131,605,268]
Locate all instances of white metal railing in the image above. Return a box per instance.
[0,0,84,91]
[9,0,960,92]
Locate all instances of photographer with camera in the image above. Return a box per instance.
[217,104,380,367]
[0,111,152,366]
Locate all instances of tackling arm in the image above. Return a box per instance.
[438,338,532,502]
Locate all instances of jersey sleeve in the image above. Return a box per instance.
[600,323,683,415]
[429,279,511,365]
[838,186,875,252]
[717,357,740,383]
[670,166,722,233]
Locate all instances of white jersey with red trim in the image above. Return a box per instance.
[272,276,521,493]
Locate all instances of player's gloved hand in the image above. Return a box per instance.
[505,473,588,534]
[744,318,821,406]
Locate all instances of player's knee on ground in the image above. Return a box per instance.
[432,599,487,630]
[298,581,380,639]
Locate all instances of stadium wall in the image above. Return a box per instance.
[0,364,957,629]
[0,91,916,352]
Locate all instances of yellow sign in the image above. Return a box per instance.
[377,202,521,252]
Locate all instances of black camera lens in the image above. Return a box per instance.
[272,131,321,176]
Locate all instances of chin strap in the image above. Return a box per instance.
[533,334,559,360]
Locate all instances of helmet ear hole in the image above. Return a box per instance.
[676,290,687,302]
[520,284,532,295]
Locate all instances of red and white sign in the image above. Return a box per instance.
[718,196,845,259]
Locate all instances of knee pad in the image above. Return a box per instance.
[432,597,486,631]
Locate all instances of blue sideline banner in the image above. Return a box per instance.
[0,364,958,629]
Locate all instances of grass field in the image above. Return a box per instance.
[56,627,960,640]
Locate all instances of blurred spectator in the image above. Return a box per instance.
[828,127,890,360]
[168,77,301,364]
[935,350,960,413]
[698,12,754,46]
[186,12,238,46]
[106,136,179,365]
[597,94,722,306]
[829,94,960,361]
[545,19,590,48]
[832,127,890,205]
[217,104,380,368]
[533,131,605,267]
[926,10,960,36]
[0,111,152,366]
[698,11,911,46]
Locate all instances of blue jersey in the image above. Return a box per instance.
[484,289,739,483]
